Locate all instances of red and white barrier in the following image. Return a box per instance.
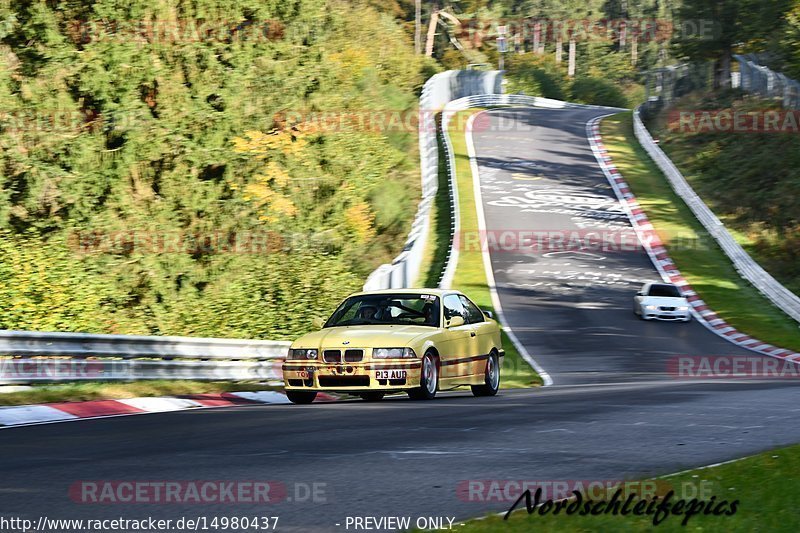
[587,117,800,364]
[0,391,336,428]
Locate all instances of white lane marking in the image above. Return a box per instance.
[465,110,553,387]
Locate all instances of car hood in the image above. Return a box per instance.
[640,296,688,307]
[292,325,436,349]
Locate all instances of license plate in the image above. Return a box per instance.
[376,370,407,380]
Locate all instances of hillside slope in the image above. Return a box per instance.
[649,91,800,297]
[0,0,434,338]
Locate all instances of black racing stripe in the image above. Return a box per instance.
[440,354,490,366]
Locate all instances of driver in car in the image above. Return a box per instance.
[422,303,436,326]
[356,305,378,321]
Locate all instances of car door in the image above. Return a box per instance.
[459,295,493,376]
[439,294,474,383]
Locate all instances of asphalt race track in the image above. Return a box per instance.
[472,107,757,385]
[2,107,799,532]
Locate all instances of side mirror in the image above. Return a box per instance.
[636,292,645,296]
[311,317,325,329]
[482,309,494,319]
[447,316,465,328]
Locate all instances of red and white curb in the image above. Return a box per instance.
[0,391,336,428]
[586,117,800,364]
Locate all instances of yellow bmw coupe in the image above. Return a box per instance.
[282,289,504,404]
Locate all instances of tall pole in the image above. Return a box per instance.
[497,25,507,70]
[425,10,439,57]
[414,0,422,54]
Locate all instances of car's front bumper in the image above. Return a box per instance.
[282,360,423,392]
[641,307,691,321]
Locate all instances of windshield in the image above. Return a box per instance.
[648,284,681,298]
[325,294,440,328]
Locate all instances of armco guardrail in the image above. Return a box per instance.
[735,54,800,109]
[362,70,503,291]
[0,330,289,384]
[633,107,800,324]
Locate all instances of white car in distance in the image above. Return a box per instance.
[634,282,692,322]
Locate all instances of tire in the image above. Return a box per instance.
[472,352,500,397]
[286,390,317,404]
[408,351,439,400]
[360,391,385,402]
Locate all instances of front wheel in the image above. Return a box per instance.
[472,352,500,397]
[408,352,438,400]
[286,390,317,404]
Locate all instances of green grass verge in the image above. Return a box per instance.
[458,442,800,531]
[0,380,278,406]
[645,91,800,297]
[601,113,800,352]
[447,109,542,388]
[419,118,456,288]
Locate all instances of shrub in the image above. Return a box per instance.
[570,77,629,108]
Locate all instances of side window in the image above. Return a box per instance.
[459,295,485,324]
[443,294,466,321]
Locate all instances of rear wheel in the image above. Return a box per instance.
[472,352,500,397]
[360,391,385,402]
[408,352,438,400]
[286,390,317,404]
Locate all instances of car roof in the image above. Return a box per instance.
[348,288,460,298]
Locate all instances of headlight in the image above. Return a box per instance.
[289,349,318,360]
[373,347,416,359]
[677,306,689,311]
[645,305,657,310]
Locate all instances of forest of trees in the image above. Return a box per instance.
[0,0,434,337]
[0,0,799,338]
